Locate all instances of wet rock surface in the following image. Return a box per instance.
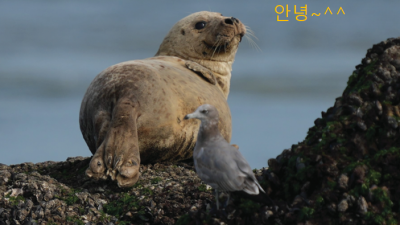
[2,37,400,225]
[0,158,214,224]
[247,37,400,224]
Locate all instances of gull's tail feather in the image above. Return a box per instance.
[255,180,265,193]
[242,178,263,195]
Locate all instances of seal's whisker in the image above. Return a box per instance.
[245,34,262,52]
[211,39,222,60]
[244,25,258,40]
[245,29,258,40]
[224,42,227,54]
[243,24,261,51]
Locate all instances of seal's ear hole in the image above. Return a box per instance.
[181,29,185,35]
[195,21,206,30]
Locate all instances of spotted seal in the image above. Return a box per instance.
[80,11,246,187]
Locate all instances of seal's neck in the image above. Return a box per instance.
[155,50,232,98]
[190,58,232,76]
[155,50,233,76]
[197,119,223,143]
[190,58,232,98]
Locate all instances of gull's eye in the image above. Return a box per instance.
[195,21,206,30]
[200,109,208,114]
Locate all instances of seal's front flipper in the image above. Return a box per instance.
[102,98,141,188]
[185,61,216,85]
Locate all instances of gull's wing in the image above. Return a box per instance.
[194,143,263,194]
[194,144,244,192]
[232,149,265,194]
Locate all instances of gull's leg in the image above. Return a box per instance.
[215,189,220,210]
[225,192,230,207]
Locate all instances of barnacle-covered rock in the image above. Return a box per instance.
[0,157,213,224]
[251,37,400,224]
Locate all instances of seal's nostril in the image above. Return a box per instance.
[231,17,239,23]
[224,18,233,25]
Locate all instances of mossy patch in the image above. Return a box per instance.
[151,177,162,184]
[55,188,81,205]
[298,206,315,221]
[66,216,85,225]
[102,193,145,222]
[198,184,208,192]
[5,194,25,206]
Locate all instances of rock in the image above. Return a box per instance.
[264,210,273,220]
[337,199,348,212]
[0,170,11,185]
[0,157,215,224]
[327,203,337,213]
[337,174,349,190]
[357,197,368,215]
[296,157,305,171]
[254,37,400,224]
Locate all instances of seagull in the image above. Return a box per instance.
[184,104,265,209]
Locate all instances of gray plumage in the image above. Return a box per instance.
[184,104,264,209]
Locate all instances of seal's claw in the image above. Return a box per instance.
[86,161,105,179]
[86,147,106,179]
[116,166,140,188]
[114,157,140,188]
[110,170,118,181]
[117,173,140,188]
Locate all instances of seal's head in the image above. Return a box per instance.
[156,11,246,76]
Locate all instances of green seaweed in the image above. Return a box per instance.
[345,60,377,94]
[373,147,400,161]
[142,187,153,196]
[5,194,25,206]
[62,189,81,205]
[103,193,145,219]
[365,187,397,225]
[66,216,85,225]
[327,180,337,190]
[298,206,315,221]
[198,184,208,192]
[150,177,162,184]
[132,181,142,189]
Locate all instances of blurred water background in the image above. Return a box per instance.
[1,1,399,169]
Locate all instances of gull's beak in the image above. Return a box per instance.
[184,113,194,120]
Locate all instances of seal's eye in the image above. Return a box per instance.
[195,21,206,30]
[200,109,208,114]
